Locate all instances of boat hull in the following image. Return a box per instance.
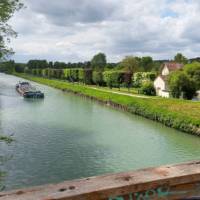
[16,82,44,99]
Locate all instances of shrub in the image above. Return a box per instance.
[145,72,157,81]
[84,69,93,84]
[36,69,42,76]
[103,71,125,89]
[123,71,133,89]
[184,62,200,89]
[168,71,196,100]
[15,64,25,73]
[24,67,31,74]
[132,72,143,87]
[92,71,104,86]
[78,69,92,84]
[32,69,37,75]
[42,69,49,77]
[132,72,157,87]
[48,69,55,78]
[139,82,156,96]
[64,68,79,82]
[50,69,64,79]
[70,69,79,81]
[78,69,84,83]
[63,69,70,80]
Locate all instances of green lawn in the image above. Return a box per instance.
[15,73,200,135]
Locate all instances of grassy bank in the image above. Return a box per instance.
[15,73,200,136]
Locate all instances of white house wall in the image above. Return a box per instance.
[154,77,170,98]
[161,65,170,76]
[154,77,166,91]
[158,90,170,98]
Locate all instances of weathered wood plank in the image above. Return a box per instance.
[0,160,200,200]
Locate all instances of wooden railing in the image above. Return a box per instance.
[0,160,200,200]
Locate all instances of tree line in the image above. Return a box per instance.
[1,52,200,99]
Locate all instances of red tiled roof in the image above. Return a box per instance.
[163,62,183,71]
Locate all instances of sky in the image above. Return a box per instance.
[9,0,200,63]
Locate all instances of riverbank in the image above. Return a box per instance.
[14,73,200,136]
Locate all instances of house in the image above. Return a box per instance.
[193,90,200,101]
[154,62,183,98]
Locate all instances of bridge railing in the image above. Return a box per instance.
[0,160,200,200]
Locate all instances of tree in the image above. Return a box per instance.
[139,81,156,96]
[78,69,92,84]
[105,63,118,69]
[27,60,48,69]
[118,56,139,72]
[123,71,133,90]
[0,60,15,73]
[174,53,188,64]
[168,71,196,100]
[140,56,153,71]
[63,68,79,82]
[103,71,125,89]
[49,61,53,68]
[14,63,25,73]
[92,71,103,86]
[83,69,93,84]
[91,53,107,70]
[0,0,23,60]
[132,72,156,88]
[54,61,66,69]
[184,62,200,89]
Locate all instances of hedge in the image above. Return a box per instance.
[132,72,157,87]
[63,68,80,82]
[103,71,125,88]
[92,71,104,86]
[78,68,93,84]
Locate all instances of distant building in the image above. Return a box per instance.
[154,62,183,98]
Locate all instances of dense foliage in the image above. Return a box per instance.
[92,71,104,86]
[91,53,106,70]
[139,82,156,96]
[174,53,188,64]
[0,0,23,60]
[167,61,200,99]
[123,71,132,89]
[26,59,91,70]
[184,62,200,89]
[132,72,157,87]
[168,71,196,100]
[0,60,26,73]
[27,60,49,69]
[103,71,125,89]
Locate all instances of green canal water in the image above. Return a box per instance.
[0,73,200,191]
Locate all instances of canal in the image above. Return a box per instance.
[0,73,200,191]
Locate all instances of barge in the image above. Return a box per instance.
[16,82,44,98]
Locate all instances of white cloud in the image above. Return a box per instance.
[9,0,200,62]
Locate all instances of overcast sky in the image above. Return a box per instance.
[9,0,200,63]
